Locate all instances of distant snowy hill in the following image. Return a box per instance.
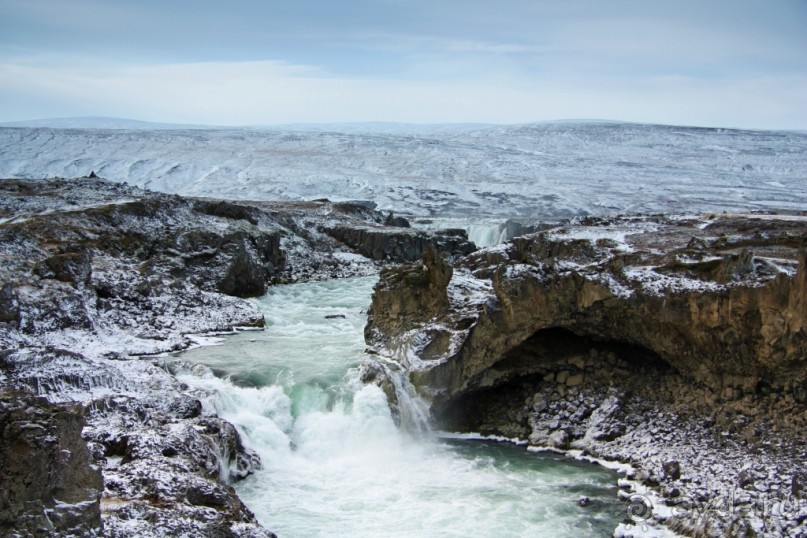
[0,116,494,135]
[247,122,496,135]
[0,116,218,130]
[1,121,805,218]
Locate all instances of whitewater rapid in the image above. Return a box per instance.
[172,277,623,537]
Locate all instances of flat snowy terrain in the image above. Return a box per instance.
[1,122,805,218]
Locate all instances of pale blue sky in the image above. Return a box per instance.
[1,0,805,128]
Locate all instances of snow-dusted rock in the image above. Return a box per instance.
[2,177,481,537]
[366,213,807,536]
[368,214,806,409]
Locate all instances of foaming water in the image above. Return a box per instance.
[411,218,515,247]
[173,277,623,537]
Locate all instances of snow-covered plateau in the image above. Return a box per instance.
[1,121,806,218]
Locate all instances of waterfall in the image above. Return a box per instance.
[360,358,433,435]
[170,276,624,537]
[411,218,529,247]
[466,222,510,247]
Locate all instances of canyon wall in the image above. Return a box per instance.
[366,215,806,413]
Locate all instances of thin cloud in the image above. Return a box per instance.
[2,58,805,128]
[1,0,805,128]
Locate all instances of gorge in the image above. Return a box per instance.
[0,174,805,537]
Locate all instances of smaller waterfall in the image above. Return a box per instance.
[466,222,510,247]
[359,358,432,435]
[411,218,530,247]
[385,364,432,434]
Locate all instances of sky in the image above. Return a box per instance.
[1,0,806,129]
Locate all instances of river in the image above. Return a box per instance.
[170,276,624,537]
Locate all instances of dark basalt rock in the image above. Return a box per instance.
[384,213,411,228]
[192,200,261,225]
[35,249,93,286]
[325,224,476,262]
[0,283,20,323]
[0,389,103,537]
[366,248,452,330]
[218,238,271,298]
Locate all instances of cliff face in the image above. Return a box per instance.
[366,215,806,411]
[365,214,807,536]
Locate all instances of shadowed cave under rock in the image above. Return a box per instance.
[437,327,681,439]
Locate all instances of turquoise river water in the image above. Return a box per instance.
[172,276,624,537]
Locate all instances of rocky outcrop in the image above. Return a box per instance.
[325,224,476,262]
[0,389,103,537]
[366,214,807,536]
[34,250,93,286]
[0,346,273,537]
[366,248,452,321]
[85,389,272,538]
[191,199,262,225]
[368,215,806,411]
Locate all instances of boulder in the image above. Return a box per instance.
[0,283,20,323]
[218,239,268,298]
[384,213,411,228]
[548,429,570,449]
[35,250,93,286]
[662,460,681,480]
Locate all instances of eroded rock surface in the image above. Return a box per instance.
[0,389,103,537]
[366,214,807,536]
[326,224,476,262]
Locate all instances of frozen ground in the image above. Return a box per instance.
[1,121,805,218]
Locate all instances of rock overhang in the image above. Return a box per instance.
[365,213,807,414]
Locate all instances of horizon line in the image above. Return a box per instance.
[1,115,805,133]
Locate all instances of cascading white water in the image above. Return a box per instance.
[172,276,623,537]
[410,218,515,247]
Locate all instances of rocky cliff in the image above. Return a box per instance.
[326,224,476,263]
[365,214,807,537]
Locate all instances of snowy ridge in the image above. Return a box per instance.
[2,122,805,218]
